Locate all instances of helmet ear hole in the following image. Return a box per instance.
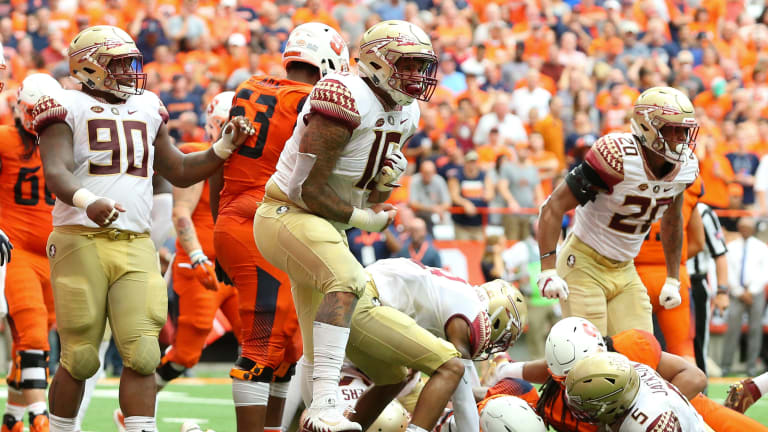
[641,124,649,131]
[370,62,382,71]
[83,67,96,74]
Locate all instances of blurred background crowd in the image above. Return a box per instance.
[1,0,768,374]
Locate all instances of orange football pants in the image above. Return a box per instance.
[6,249,55,351]
[691,393,768,432]
[637,264,694,358]
[166,261,241,368]
[214,213,301,377]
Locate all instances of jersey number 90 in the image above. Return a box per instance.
[87,119,149,177]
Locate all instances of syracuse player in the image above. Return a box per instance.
[254,20,435,432]
[490,317,768,432]
[0,73,61,432]
[33,26,252,432]
[211,23,350,432]
[634,177,704,363]
[537,87,700,335]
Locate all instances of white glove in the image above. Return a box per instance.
[0,228,12,266]
[374,151,407,191]
[348,207,394,232]
[537,269,569,300]
[659,277,682,309]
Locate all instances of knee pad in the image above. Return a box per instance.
[6,350,50,390]
[66,344,100,381]
[230,357,275,382]
[122,335,161,376]
[155,356,186,387]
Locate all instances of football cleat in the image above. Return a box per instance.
[113,408,126,432]
[1,414,22,432]
[29,412,49,432]
[724,378,762,413]
[300,406,362,432]
[179,421,215,432]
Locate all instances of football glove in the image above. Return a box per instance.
[537,269,569,300]
[374,151,407,192]
[0,228,12,265]
[189,249,219,291]
[659,277,682,309]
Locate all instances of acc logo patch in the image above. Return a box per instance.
[567,255,576,268]
[91,106,104,113]
[276,206,289,215]
[111,107,120,115]
[48,244,56,258]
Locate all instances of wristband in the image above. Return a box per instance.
[348,207,389,232]
[72,188,98,210]
[664,277,681,290]
[540,249,556,259]
[189,249,206,265]
[212,125,235,159]
[717,285,729,295]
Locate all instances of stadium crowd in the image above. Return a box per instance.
[2,0,768,430]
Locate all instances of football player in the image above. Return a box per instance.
[253,20,435,432]
[346,258,527,432]
[33,26,252,432]
[537,87,699,335]
[492,317,766,432]
[0,73,61,432]
[725,371,768,414]
[210,23,350,432]
[113,91,245,429]
[565,352,711,432]
[634,177,704,363]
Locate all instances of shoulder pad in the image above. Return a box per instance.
[585,134,629,188]
[677,153,699,185]
[646,411,682,432]
[309,78,362,132]
[31,95,69,134]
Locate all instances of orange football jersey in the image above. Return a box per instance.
[634,177,703,266]
[0,125,54,254]
[219,75,312,218]
[175,142,215,263]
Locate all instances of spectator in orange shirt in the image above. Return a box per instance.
[698,134,736,210]
[475,127,512,169]
[598,82,633,134]
[210,0,250,47]
[528,131,560,196]
[688,7,717,40]
[533,96,566,170]
[178,111,206,143]
[694,46,724,88]
[715,20,748,64]
[145,45,183,90]
[292,0,340,31]
[693,76,733,121]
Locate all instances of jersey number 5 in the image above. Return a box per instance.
[87,119,149,177]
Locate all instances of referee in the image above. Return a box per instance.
[687,202,730,375]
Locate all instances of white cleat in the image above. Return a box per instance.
[180,421,215,432]
[300,406,362,432]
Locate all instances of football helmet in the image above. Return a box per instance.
[15,73,62,134]
[68,25,146,99]
[479,396,547,432]
[282,23,350,77]
[357,20,438,106]
[366,400,409,432]
[545,317,606,380]
[205,91,235,141]
[565,352,640,425]
[479,280,528,358]
[630,86,699,163]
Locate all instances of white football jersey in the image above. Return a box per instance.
[271,72,420,230]
[34,89,166,233]
[366,258,487,341]
[337,363,371,412]
[572,133,699,261]
[618,362,707,432]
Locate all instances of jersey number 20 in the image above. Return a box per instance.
[87,119,149,177]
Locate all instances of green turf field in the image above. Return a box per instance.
[6,378,760,432]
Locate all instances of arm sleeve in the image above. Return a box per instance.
[564,161,610,206]
[451,359,480,432]
[700,205,728,258]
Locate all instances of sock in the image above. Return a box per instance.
[751,371,768,396]
[49,414,77,432]
[4,403,25,422]
[28,401,47,416]
[124,416,156,432]
[310,322,349,408]
[406,425,428,432]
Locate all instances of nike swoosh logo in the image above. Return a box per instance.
[128,110,137,114]
[400,119,408,124]
[663,187,673,192]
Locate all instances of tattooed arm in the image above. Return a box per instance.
[660,192,685,280]
[172,181,204,256]
[299,114,356,223]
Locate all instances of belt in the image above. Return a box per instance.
[85,229,148,241]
